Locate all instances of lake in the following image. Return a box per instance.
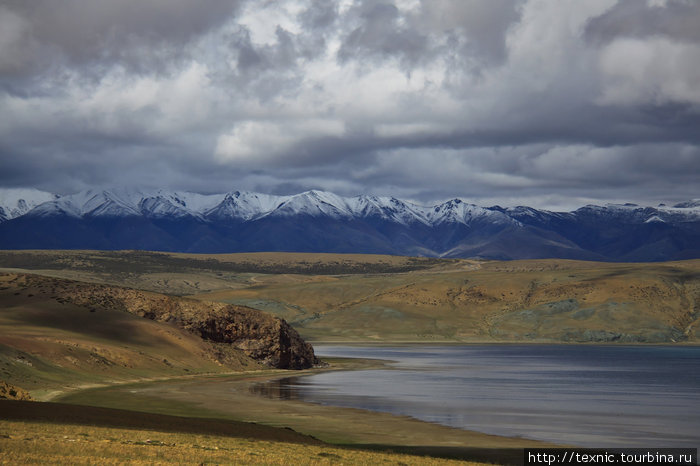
[254,345,700,448]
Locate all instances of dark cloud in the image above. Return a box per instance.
[0,0,242,77]
[416,0,523,66]
[337,1,431,68]
[585,0,700,45]
[299,0,338,30]
[0,0,699,209]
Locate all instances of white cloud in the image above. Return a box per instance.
[597,37,700,105]
[214,118,345,162]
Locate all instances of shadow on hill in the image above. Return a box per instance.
[1,400,528,464]
[0,400,319,445]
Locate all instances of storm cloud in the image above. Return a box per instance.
[0,0,698,210]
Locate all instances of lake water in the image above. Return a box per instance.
[255,345,700,448]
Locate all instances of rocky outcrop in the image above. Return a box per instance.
[0,381,33,401]
[13,274,318,369]
[183,308,317,369]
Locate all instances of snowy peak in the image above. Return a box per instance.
[31,189,144,218]
[28,188,224,219]
[428,199,515,226]
[205,191,286,221]
[347,195,430,225]
[8,187,700,227]
[268,190,356,219]
[137,191,224,219]
[672,199,700,209]
[82,190,143,217]
[575,201,700,223]
[0,188,58,221]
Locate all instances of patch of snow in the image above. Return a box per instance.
[645,215,666,223]
[206,191,289,220]
[427,199,515,226]
[267,190,355,219]
[0,188,58,220]
[11,188,700,227]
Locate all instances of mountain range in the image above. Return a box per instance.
[0,187,698,261]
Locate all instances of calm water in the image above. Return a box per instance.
[254,345,700,448]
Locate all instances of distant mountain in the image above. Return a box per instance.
[0,188,58,221]
[0,188,698,261]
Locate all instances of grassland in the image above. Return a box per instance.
[0,250,454,295]
[3,250,698,343]
[0,272,262,399]
[0,405,484,465]
[192,258,700,343]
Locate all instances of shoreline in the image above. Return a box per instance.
[309,340,700,346]
[53,357,558,454]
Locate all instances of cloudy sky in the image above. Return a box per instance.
[0,0,698,210]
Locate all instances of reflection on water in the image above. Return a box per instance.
[250,376,306,401]
[251,345,700,448]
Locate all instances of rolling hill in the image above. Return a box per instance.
[0,269,318,399]
[3,250,698,344]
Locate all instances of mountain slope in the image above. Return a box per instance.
[0,188,698,261]
[0,188,58,221]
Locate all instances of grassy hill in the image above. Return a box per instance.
[0,271,263,399]
[2,250,698,344]
[196,258,700,343]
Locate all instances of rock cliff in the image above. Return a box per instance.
[0,381,33,401]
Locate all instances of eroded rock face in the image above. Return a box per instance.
[13,274,318,369]
[189,309,317,369]
[0,381,33,401]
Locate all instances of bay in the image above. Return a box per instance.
[254,345,700,448]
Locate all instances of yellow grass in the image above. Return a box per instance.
[5,250,698,345]
[0,420,487,465]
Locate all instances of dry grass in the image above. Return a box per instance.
[190,258,700,343]
[0,419,484,465]
[0,272,261,398]
[3,250,699,343]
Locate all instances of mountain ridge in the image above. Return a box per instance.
[0,187,698,262]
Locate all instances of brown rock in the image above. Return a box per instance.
[0,381,33,401]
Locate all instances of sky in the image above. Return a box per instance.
[0,0,698,210]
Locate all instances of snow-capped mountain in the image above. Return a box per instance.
[29,188,226,220]
[0,188,698,261]
[205,191,285,221]
[0,188,58,221]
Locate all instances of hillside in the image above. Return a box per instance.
[3,250,698,344]
[194,258,700,343]
[0,270,318,398]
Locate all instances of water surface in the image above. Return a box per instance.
[254,345,700,448]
